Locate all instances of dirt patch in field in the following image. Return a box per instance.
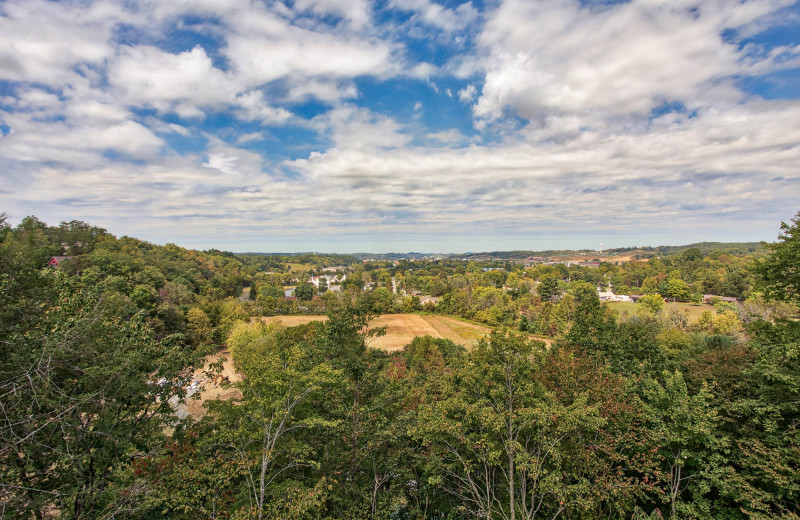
[178,350,243,419]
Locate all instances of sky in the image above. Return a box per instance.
[1,0,800,253]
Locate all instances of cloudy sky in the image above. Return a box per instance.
[1,0,799,253]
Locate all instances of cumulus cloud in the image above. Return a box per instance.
[472,0,796,124]
[109,46,238,113]
[0,0,119,85]
[310,105,412,152]
[237,132,264,144]
[458,84,477,103]
[5,99,799,249]
[223,6,399,87]
[283,101,800,238]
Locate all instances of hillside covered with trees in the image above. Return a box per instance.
[1,212,799,519]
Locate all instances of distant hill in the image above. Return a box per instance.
[237,242,764,261]
[350,252,438,260]
[607,242,765,257]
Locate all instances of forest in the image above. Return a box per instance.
[1,212,799,519]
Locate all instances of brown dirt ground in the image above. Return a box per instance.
[182,349,243,418]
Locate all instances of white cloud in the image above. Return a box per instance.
[234,91,293,124]
[0,111,163,165]
[223,7,400,87]
[473,0,796,124]
[109,45,238,113]
[458,84,477,103]
[1,0,798,251]
[0,0,119,86]
[389,0,479,34]
[5,98,798,249]
[426,129,463,143]
[292,0,372,28]
[237,132,264,144]
[282,99,800,239]
[285,79,358,103]
[310,105,412,152]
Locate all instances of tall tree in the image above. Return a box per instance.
[755,211,800,305]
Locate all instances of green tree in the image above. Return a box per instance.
[639,294,665,314]
[566,282,616,352]
[295,282,315,301]
[537,274,560,302]
[754,211,800,304]
[665,278,690,302]
[0,273,200,518]
[643,371,723,518]
[414,334,647,519]
[207,324,340,520]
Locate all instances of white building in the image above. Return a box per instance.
[598,290,632,302]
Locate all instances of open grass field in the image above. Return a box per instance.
[286,262,312,273]
[259,314,550,349]
[605,301,715,322]
[260,314,491,350]
[260,314,494,350]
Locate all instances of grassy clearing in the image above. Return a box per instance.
[258,314,496,350]
[286,262,312,273]
[605,301,715,322]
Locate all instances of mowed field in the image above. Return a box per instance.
[259,314,490,351]
[605,301,716,321]
[260,314,551,350]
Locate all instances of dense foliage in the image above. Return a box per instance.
[1,212,799,519]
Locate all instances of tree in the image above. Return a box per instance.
[755,211,800,304]
[642,371,723,518]
[681,247,704,262]
[0,273,200,518]
[414,334,648,520]
[537,275,560,302]
[665,279,690,302]
[295,282,315,301]
[207,324,340,520]
[566,282,616,352]
[638,294,665,315]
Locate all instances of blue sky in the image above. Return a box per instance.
[1,0,799,253]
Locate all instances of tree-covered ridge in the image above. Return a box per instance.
[449,242,764,260]
[1,212,799,518]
